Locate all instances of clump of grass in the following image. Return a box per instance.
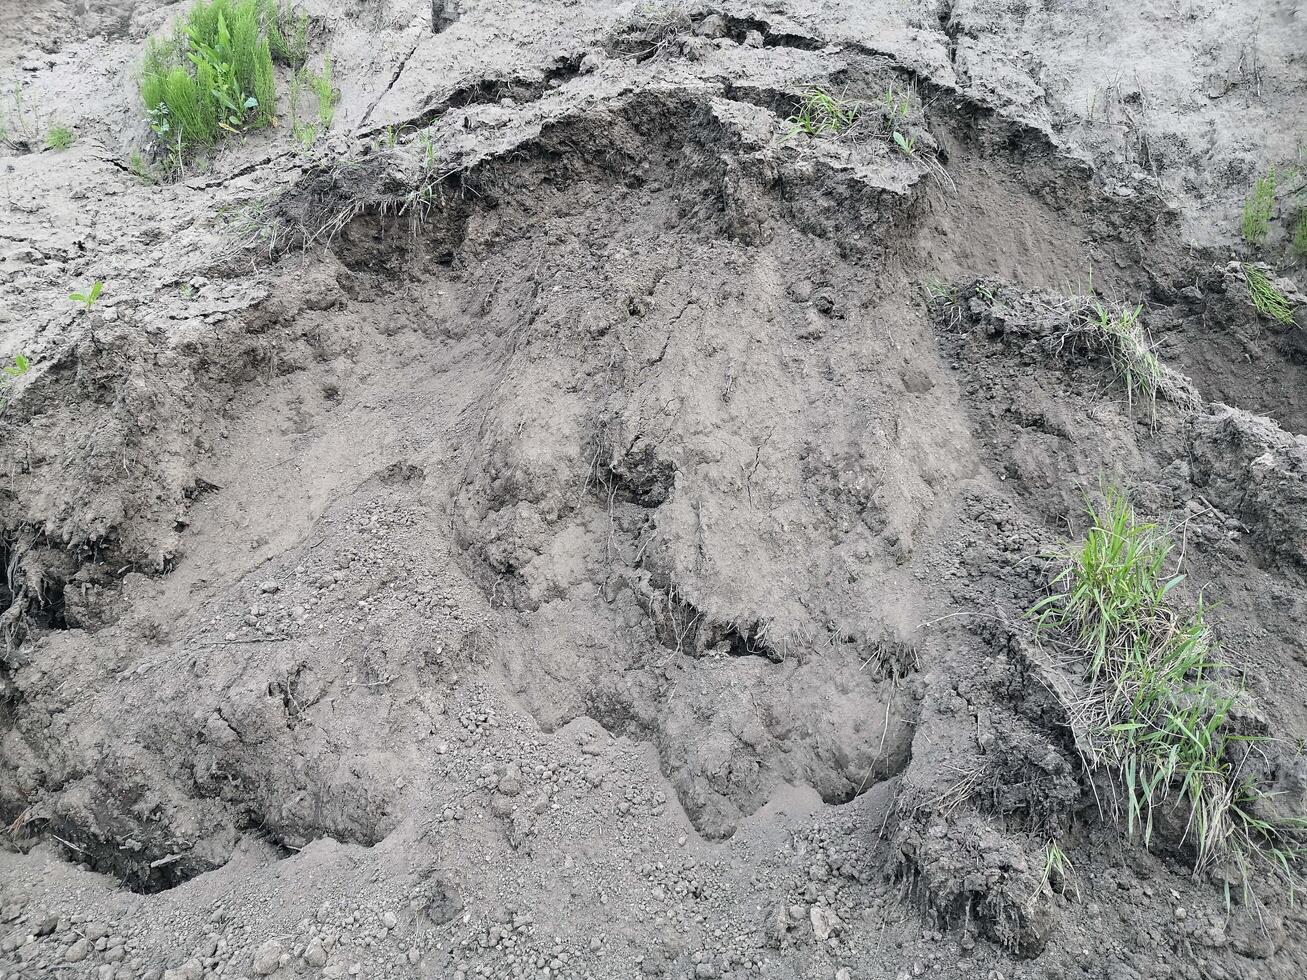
[1028,840,1078,907]
[1239,263,1296,325]
[139,0,278,156]
[45,124,74,150]
[1241,168,1276,244]
[1087,302,1197,413]
[787,87,860,137]
[303,55,337,130]
[259,0,308,67]
[289,55,337,147]
[1031,490,1305,902]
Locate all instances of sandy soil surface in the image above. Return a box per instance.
[1,2,1306,979]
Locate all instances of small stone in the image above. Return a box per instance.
[1174,907,1187,921]
[381,912,397,930]
[66,938,92,963]
[252,939,283,975]
[303,938,327,968]
[259,580,280,594]
[743,29,764,47]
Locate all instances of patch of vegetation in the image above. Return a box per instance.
[1239,263,1296,325]
[618,2,693,62]
[1,83,40,150]
[786,87,860,138]
[139,0,279,157]
[1292,212,1307,261]
[290,54,337,145]
[0,353,31,414]
[1087,302,1195,413]
[1029,840,1078,906]
[69,280,103,312]
[3,354,30,379]
[128,151,157,184]
[1031,490,1305,903]
[44,124,74,150]
[260,0,308,67]
[1241,168,1275,244]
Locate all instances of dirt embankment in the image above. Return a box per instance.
[2,2,1306,980]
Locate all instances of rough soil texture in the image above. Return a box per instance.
[2,2,1306,980]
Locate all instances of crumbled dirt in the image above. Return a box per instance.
[2,2,1306,980]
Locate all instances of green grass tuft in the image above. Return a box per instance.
[787,87,860,137]
[45,124,74,150]
[1240,263,1296,325]
[1293,212,1307,261]
[1088,302,1196,413]
[1031,490,1305,902]
[1241,168,1276,244]
[258,0,308,67]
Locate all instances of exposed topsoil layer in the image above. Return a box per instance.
[1,2,1306,980]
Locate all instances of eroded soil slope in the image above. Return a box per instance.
[2,2,1306,980]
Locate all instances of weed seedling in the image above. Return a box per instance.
[1240,263,1296,325]
[45,124,74,150]
[69,280,103,312]
[893,131,916,156]
[1241,168,1275,244]
[0,353,30,414]
[1293,212,1307,260]
[2,354,30,379]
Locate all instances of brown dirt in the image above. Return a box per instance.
[1,2,1306,980]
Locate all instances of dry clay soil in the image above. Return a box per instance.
[1,2,1307,980]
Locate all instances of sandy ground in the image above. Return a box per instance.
[1,2,1306,979]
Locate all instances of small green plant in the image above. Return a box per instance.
[417,129,438,170]
[139,0,278,155]
[786,87,860,138]
[69,280,103,311]
[0,353,31,414]
[1031,490,1305,903]
[128,151,157,183]
[881,85,911,122]
[1240,263,1296,325]
[893,131,916,156]
[1241,168,1276,244]
[3,354,30,379]
[308,55,336,129]
[1029,840,1078,906]
[45,124,74,150]
[1292,212,1307,261]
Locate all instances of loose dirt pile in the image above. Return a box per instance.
[1,2,1306,979]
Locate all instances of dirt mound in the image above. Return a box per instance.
[2,2,1306,980]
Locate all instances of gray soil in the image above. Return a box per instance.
[1,1,1306,979]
